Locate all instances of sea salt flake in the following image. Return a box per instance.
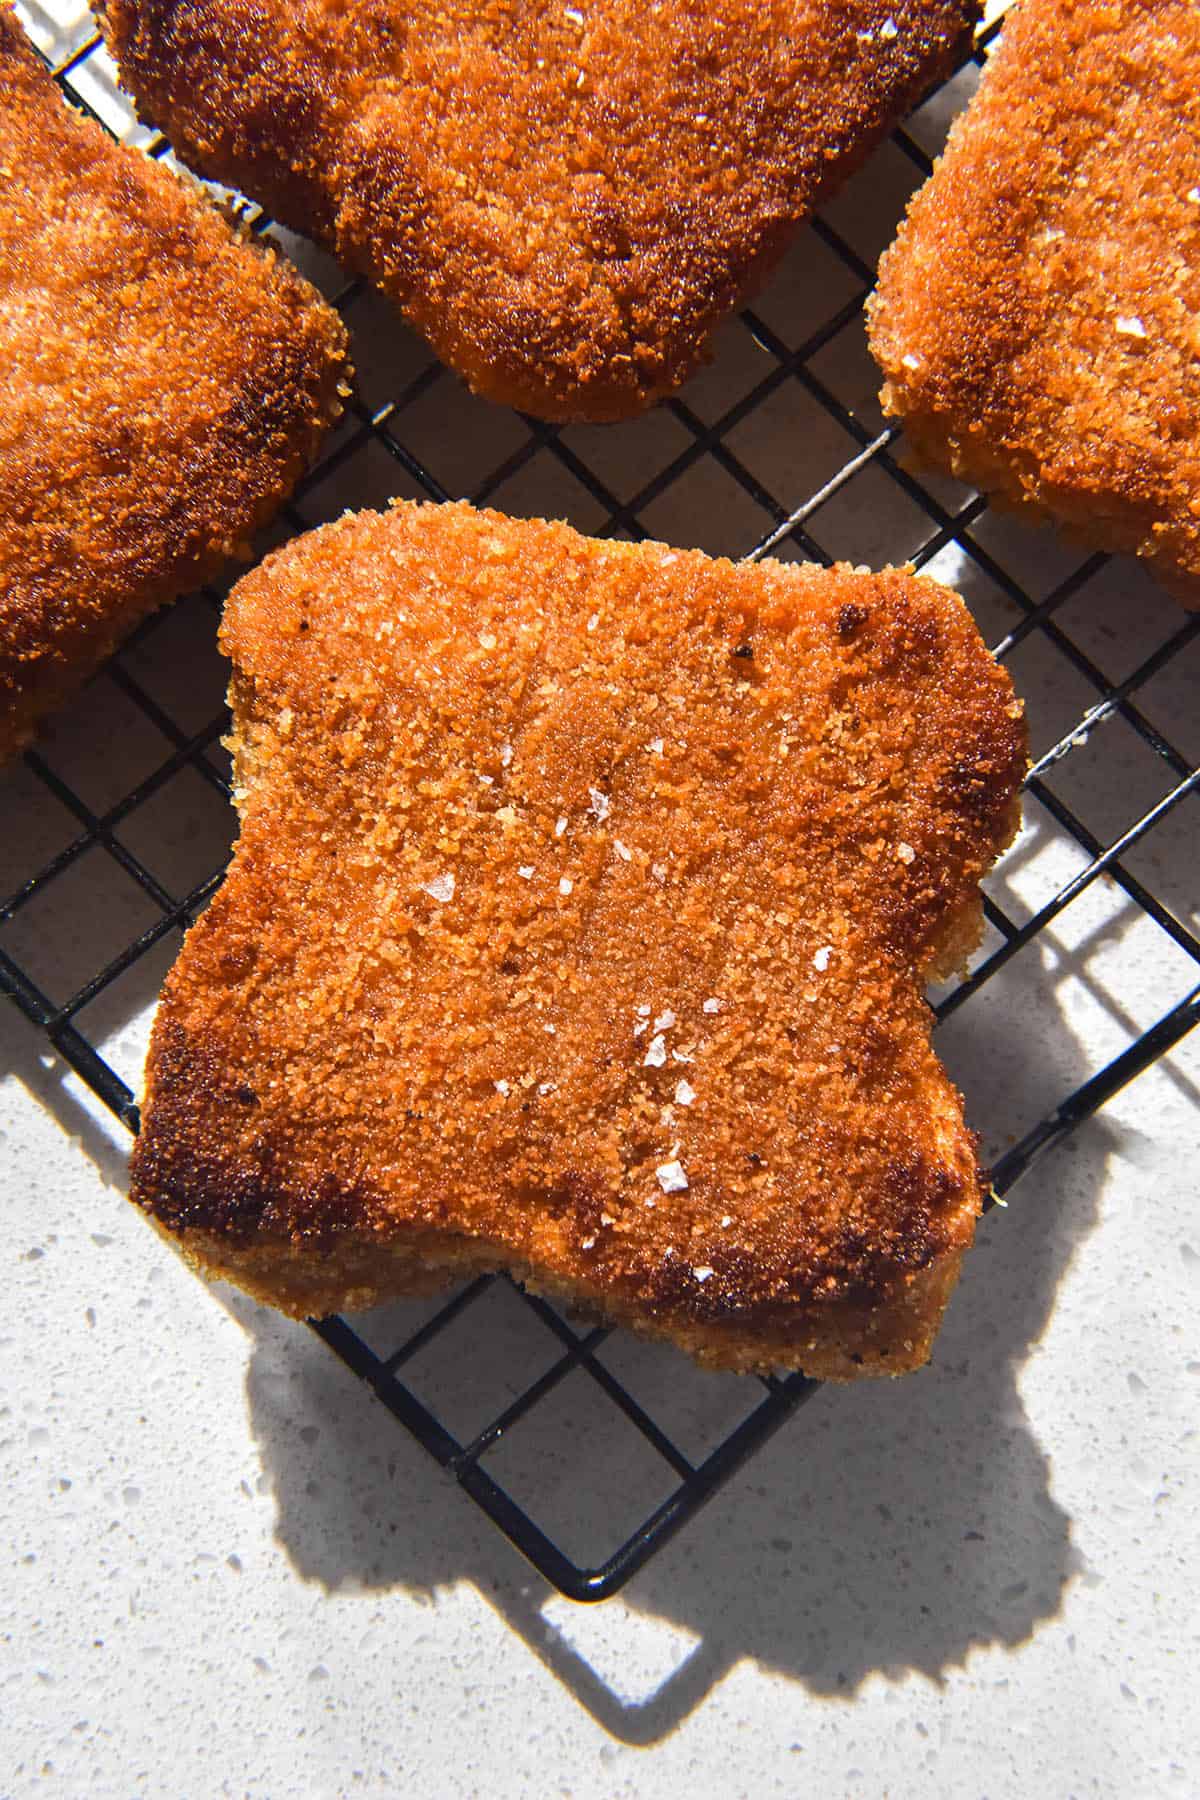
[558,876,573,896]
[901,352,922,371]
[653,1009,676,1031]
[644,1033,668,1067]
[614,839,633,861]
[648,737,664,754]
[702,997,723,1014]
[517,865,534,879]
[588,786,611,822]
[555,815,568,836]
[1115,314,1146,338]
[693,1266,714,1283]
[500,743,513,767]
[720,1215,733,1229]
[674,1079,696,1106]
[544,1023,556,1034]
[538,1081,556,1095]
[655,1159,689,1194]
[812,946,832,972]
[1189,187,1200,203]
[652,862,668,882]
[422,872,455,903]
[880,15,898,37]
[896,841,916,864]
[586,612,600,632]
[564,6,583,20]
[600,1212,616,1227]
[494,1079,510,1096]
[636,1004,652,1016]
[581,1235,596,1250]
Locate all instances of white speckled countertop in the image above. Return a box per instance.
[3,0,1199,1793]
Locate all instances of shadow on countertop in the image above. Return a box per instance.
[225,926,1122,1745]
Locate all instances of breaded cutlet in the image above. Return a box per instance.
[100,0,977,423]
[0,10,348,765]
[868,0,1200,605]
[129,500,1026,1379]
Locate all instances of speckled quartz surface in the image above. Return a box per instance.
[2,971,1198,1796]
[3,0,1199,1791]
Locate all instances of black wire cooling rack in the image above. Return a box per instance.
[3,7,1198,1601]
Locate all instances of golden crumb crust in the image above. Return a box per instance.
[868,0,1200,604]
[130,500,1025,1378]
[0,9,348,763]
[100,0,976,422]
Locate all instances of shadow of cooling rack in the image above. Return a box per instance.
[2,5,1198,1599]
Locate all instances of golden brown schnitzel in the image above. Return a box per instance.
[130,500,1025,1378]
[0,9,348,763]
[101,0,976,421]
[869,0,1200,604]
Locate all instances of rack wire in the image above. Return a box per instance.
[2,6,1197,1601]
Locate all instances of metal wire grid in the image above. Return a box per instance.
[2,11,1198,1602]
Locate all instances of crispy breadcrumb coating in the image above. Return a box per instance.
[101,0,976,422]
[130,500,1025,1378]
[868,0,1200,604]
[0,10,348,763]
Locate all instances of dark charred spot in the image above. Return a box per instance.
[234,1085,258,1107]
[733,642,754,659]
[836,602,868,641]
[747,1152,763,1167]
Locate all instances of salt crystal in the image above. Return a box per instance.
[652,863,668,882]
[422,872,455,903]
[500,744,513,767]
[675,1079,696,1106]
[588,786,611,822]
[586,612,600,632]
[653,1009,676,1031]
[813,946,832,972]
[648,737,664,755]
[1115,315,1147,339]
[880,15,898,37]
[581,1235,596,1249]
[636,1003,652,1016]
[644,1033,668,1067]
[1189,187,1200,203]
[517,865,534,879]
[564,5,583,20]
[655,1159,689,1194]
[555,815,568,836]
[896,841,916,864]
[600,1212,615,1227]
[494,1079,510,1096]
[538,1081,555,1095]
[478,631,497,650]
[720,1215,733,1228]
[478,773,495,786]
[693,1266,714,1283]
[558,876,573,896]
[614,839,633,861]
[702,997,723,1014]
[901,352,922,371]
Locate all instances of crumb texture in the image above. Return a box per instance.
[0,9,348,763]
[868,0,1200,603]
[101,0,975,420]
[130,500,1025,1377]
